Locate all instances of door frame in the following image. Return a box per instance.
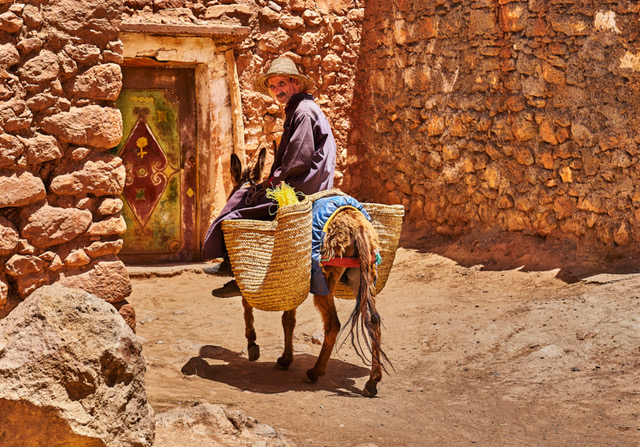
[119,32,247,261]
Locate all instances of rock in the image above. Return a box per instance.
[62,43,101,65]
[50,153,126,196]
[0,284,154,446]
[21,4,42,28]
[97,197,124,216]
[19,50,59,84]
[41,105,123,148]
[0,216,19,256]
[154,401,293,447]
[64,248,91,267]
[112,300,136,332]
[58,259,132,303]
[0,11,23,33]
[0,43,19,67]
[19,133,63,165]
[3,254,49,297]
[85,240,124,258]
[67,63,122,101]
[0,170,46,208]
[86,215,127,237]
[43,0,121,38]
[0,133,23,167]
[26,92,57,111]
[20,203,92,249]
[16,36,43,55]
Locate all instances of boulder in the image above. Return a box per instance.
[0,284,154,446]
[154,401,292,447]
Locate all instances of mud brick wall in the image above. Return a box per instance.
[123,0,365,188]
[351,1,640,248]
[0,0,128,309]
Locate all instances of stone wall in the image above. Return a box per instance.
[351,1,640,249]
[0,0,128,309]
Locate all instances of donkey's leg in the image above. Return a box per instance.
[306,266,344,383]
[242,297,260,361]
[362,296,383,397]
[276,309,296,370]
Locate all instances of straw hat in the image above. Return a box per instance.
[254,57,315,95]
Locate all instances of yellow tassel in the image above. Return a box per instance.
[266,182,300,208]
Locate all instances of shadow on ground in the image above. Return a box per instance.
[181,344,370,397]
[401,225,640,284]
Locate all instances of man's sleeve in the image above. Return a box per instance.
[270,113,315,184]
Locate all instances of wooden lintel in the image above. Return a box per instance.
[120,21,250,44]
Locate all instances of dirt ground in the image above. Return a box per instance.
[128,230,640,446]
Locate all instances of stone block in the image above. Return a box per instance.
[19,133,63,165]
[0,133,23,167]
[469,9,498,36]
[86,215,127,237]
[499,3,528,32]
[20,203,93,249]
[19,50,59,84]
[0,170,46,208]
[58,259,132,303]
[0,43,19,68]
[67,63,122,101]
[0,11,22,33]
[41,105,123,148]
[50,153,126,197]
[0,216,18,256]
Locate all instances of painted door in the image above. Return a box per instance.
[114,66,197,263]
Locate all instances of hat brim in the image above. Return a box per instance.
[254,72,315,96]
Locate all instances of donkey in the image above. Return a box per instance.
[227,148,389,397]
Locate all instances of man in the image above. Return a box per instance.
[203,56,337,297]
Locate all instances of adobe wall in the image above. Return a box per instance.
[350,1,640,249]
[0,0,128,309]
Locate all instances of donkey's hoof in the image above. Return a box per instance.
[275,356,292,370]
[248,344,260,362]
[362,381,378,398]
[304,369,319,383]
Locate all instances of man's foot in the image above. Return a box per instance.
[204,260,232,277]
[211,280,241,298]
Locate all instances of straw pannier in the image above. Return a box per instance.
[222,197,312,311]
[222,190,404,310]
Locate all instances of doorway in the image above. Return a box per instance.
[114,66,197,263]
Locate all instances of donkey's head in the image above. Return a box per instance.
[230,147,267,191]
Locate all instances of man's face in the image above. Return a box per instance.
[267,76,300,105]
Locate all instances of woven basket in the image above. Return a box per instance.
[332,202,405,300]
[221,197,312,311]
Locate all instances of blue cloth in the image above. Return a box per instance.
[310,195,371,295]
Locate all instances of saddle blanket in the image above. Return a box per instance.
[310,195,371,295]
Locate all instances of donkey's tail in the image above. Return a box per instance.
[342,214,392,373]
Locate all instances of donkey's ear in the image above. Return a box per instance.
[230,153,243,185]
[251,147,267,182]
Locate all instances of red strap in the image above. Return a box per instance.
[320,253,376,268]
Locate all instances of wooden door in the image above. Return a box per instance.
[114,66,197,263]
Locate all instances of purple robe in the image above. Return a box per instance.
[202,92,336,260]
